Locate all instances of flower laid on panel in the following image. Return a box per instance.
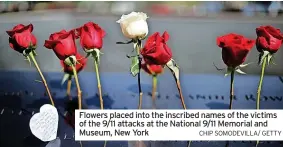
[141,31,187,110]
[255,25,283,111]
[216,33,255,110]
[117,11,149,40]
[217,33,255,75]
[255,26,283,147]
[116,11,149,109]
[44,30,77,61]
[216,32,255,147]
[6,23,55,106]
[44,29,83,110]
[256,25,283,64]
[140,31,172,65]
[7,24,37,54]
[76,21,106,110]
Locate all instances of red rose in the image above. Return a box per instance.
[44,30,77,60]
[49,30,68,40]
[76,22,106,50]
[6,24,37,53]
[256,25,283,53]
[141,31,172,65]
[141,60,163,76]
[217,33,255,68]
[60,53,87,75]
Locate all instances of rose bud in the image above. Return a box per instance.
[76,22,106,51]
[141,61,163,76]
[256,25,283,54]
[141,31,172,65]
[116,11,149,40]
[217,33,255,68]
[44,30,77,62]
[6,24,37,53]
[60,53,87,75]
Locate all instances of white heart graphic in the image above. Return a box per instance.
[29,104,59,142]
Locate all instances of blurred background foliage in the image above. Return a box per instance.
[0,1,282,17]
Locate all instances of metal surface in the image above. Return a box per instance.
[0,11,283,75]
[1,71,283,147]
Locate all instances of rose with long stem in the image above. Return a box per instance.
[7,24,55,106]
[140,31,190,146]
[66,77,72,99]
[141,61,163,109]
[255,26,283,147]
[116,12,149,147]
[140,31,187,109]
[62,53,87,130]
[76,22,106,110]
[75,22,107,147]
[44,30,82,109]
[117,12,149,109]
[134,40,143,109]
[216,33,255,147]
[44,30,84,147]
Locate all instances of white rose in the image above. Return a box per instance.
[116,11,149,40]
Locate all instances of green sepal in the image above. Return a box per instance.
[224,67,233,77]
[235,68,246,74]
[267,53,276,65]
[166,59,180,80]
[61,73,72,85]
[130,56,139,77]
[64,55,77,66]
[258,51,270,65]
[24,56,31,67]
[32,50,38,56]
[90,48,103,65]
[85,52,91,58]
[239,62,253,68]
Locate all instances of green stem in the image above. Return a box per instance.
[93,53,104,110]
[176,80,187,109]
[257,56,267,110]
[92,52,107,147]
[256,56,267,147]
[103,140,107,147]
[67,79,72,100]
[229,69,235,109]
[187,141,191,147]
[71,65,82,109]
[134,41,143,109]
[29,51,55,106]
[152,75,157,109]
[225,69,235,147]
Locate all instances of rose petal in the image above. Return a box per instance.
[44,40,59,49]
[162,31,170,42]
